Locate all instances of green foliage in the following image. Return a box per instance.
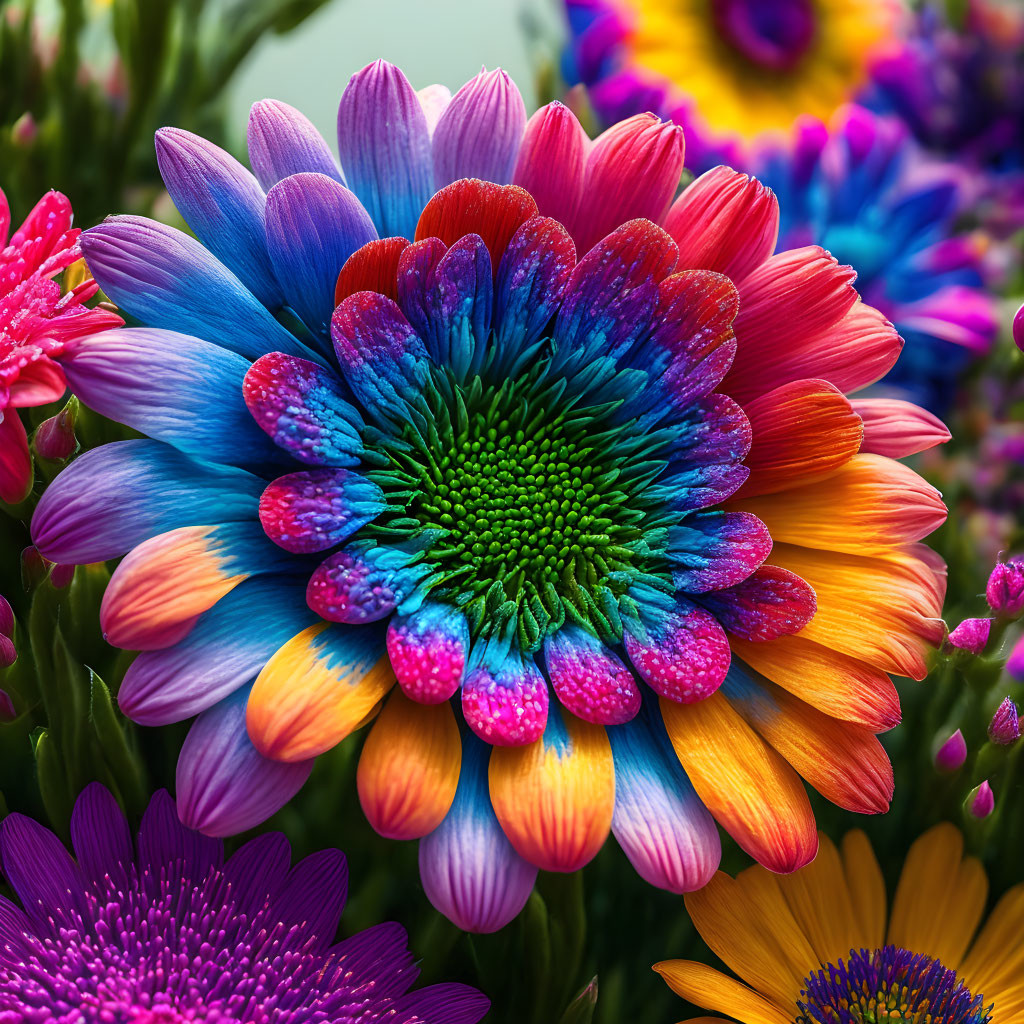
[0,0,337,226]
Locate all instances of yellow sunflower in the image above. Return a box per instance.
[656,825,1024,1024]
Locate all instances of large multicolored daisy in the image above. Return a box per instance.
[0,783,488,1022]
[750,105,997,413]
[562,0,899,171]
[33,62,947,932]
[0,187,122,504]
[656,824,1024,1024]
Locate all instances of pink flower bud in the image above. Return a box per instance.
[988,697,1021,745]
[34,403,77,461]
[0,635,15,670]
[946,617,992,655]
[986,559,1024,616]
[49,563,75,589]
[0,688,15,721]
[1008,634,1024,680]
[11,112,37,146]
[0,594,13,638]
[968,780,994,819]
[934,729,967,772]
[20,545,49,589]
[1014,301,1024,351]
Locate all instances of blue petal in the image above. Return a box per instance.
[155,127,283,308]
[80,216,312,362]
[265,172,378,337]
[31,439,263,564]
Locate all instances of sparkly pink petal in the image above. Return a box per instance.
[387,602,469,704]
[462,651,548,746]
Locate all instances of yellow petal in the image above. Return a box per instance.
[887,823,988,968]
[960,884,1024,1001]
[841,830,887,950]
[653,961,791,1024]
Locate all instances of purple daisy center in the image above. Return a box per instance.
[712,0,817,71]
[797,946,992,1024]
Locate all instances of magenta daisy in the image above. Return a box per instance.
[0,783,488,1023]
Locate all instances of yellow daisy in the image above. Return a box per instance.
[656,825,1024,1024]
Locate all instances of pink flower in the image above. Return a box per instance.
[0,188,122,503]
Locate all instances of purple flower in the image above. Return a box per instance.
[988,696,1021,745]
[986,559,1024,617]
[968,779,994,819]
[0,784,489,1024]
[946,617,993,655]
[934,728,967,772]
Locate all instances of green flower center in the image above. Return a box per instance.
[365,369,668,651]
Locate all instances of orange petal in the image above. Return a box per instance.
[660,693,818,874]
[769,543,945,679]
[730,634,900,732]
[488,707,614,872]
[730,380,863,499]
[724,674,893,814]
[653,961,792,1024]
[247,622,393,762]
[357,688,461,839]
[735,454,947,556]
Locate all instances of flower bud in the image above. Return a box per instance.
[49,563,75,589]
[20,545,49,589]
[986,559,1024,617]
[0,636,15,670]
[934,729,967,772]
[11,112,37,146]
[988,697,1021,745]
[33,401,78,461]
[945,617,992,655]
[1008,634,1024,681]
[0,688,15,721]
[967,780,994,819]
[0,594,13,638]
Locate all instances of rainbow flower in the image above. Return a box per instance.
[562,0,899,171]
[0,188,122,504]
[0,783,488,1022]
[32,62,946,932]
[750,105,998,413]
[656,825,1024,1024]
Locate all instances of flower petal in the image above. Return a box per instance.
[661,693,819,873]
[357,689,460,840]
[461,648,548,746]
[489,706,614,872]
[247,621,393,762]
[852,398,951,457]
[32,440,263,565]
[177,686,314,836]
[69,783,133,888]
[418,733,537,934]
[698,565,817,643]
[80,217,308,360]
[247,98,343,190]
[386,601,469,705]
[337,60,434,240]
[432,69,526,188]
[668,512,772,594]
[265,173,377,336]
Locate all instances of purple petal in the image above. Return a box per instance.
[390,984,491,1024]
[0,814,85,922]
[243,352,364,467]
[176,688,314,837]
[337,60,433,240]
[432,69,526,188]
[222,831,292,914]
[668,511,772,594]
[419,735,537,933]
[265,172,377,336]
[247,98,343,190]
[608,710,721,893]
[698,565,816,642]
[69,783,133,887]
[155,127,282,307]
[323,922,416,998]
[306,544,426,624]
[31,440,263,565]
[80,217,308,361]
[273,847,348,949]
[138,789,223,876]
[120,578,316,726]
[331,292,429,426]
